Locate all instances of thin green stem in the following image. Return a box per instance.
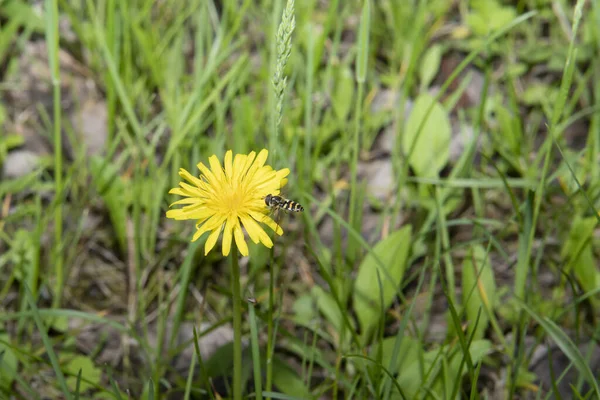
[303,22,314,187]
[265,255,275,397]
[248,301,263,400]
[348,0,369,263]
[231,244,243,400]
[46,0,63,308]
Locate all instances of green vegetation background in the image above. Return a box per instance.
[0,0,599,399]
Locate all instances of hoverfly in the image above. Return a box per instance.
[264,194,304,213]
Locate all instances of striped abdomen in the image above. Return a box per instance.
[265,194,304,212]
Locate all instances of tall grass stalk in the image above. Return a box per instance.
[45,0,63,307]
[348,0,370,263]
[267,1,295,396]
[303,22,315,187]
[271,0,295,162]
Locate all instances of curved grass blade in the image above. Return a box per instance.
[74,369,82,400]
[517,299,600,398]
[24,284,71,399]
[344,353,407,400]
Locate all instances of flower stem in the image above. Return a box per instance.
[231,245,243,400]
[265,259,275,397]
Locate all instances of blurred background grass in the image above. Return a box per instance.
[0,0,599,399]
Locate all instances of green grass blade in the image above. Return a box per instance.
[355,0,370,84]
[45,0,64,308]
[24,285,71,399]
[344,354,406,400]
[517,299,600,398]
[169,240,201,350]
[193,325,216,400]
[73,369,82,400]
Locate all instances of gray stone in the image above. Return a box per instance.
[2,150,40,178]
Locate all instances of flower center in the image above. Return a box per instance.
[223,189,246,215]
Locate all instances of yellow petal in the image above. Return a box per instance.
[167,205,214,220]
[252,167,289,194]
[251,167,274,185]
[178,168,204,188]
[232,153,246,183]
[276,168,290,185]
[240,151,256,179]
[179,182,206,197]
[196,161,220,189]
[169,198,202,206]
[240,214,273,248]
[208,154,225,183]
[247,149,268,178]
[224,150,233,181]
[193,214,226,241]
[188,216,211,238]
[221,216,235,256]
[248,210,283,235]
[238,213,262,244]
[204,226,222,255]
[192,224,209,241]
[166,209,182,219]
[233,224,249,256]
[255,149,268,167]
[169,184,199,198]
[169,187,193,197]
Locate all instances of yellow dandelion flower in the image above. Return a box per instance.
[166,149,290,257]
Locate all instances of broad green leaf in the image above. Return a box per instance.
[403,94,451,177]
[204,342,234,377]
[353,226,412,341]
[43,315,68,333]
[332,67,354,122]
[1,0,44,32]
[431,339,492,399]
[0,134,25,150]
[9,229,36,282]
[272,357,311,399]
[496,104,522,156]
[90,156,128,253]
[292,294,317,326]
[560,216,596,266]
[462,245,496,340]
[419,44,442,90]
[467,0,517,36]
[571,245,599,304]
[0,334,17,390]
[311,286,344,335]
[561,216,599,303]
[522,83,557,106]
[555,151,588,195]
[394,340,492,399]
[373,335,421,376]
[66,356,101,392]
